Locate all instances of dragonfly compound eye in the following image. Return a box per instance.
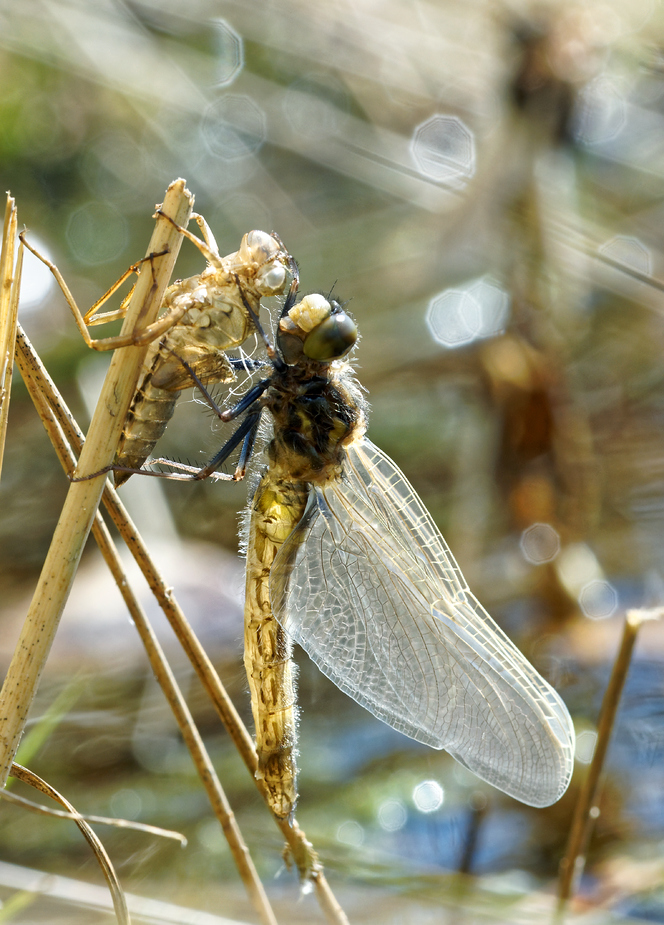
[303,309,357,361]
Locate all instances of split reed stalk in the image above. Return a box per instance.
[0,179,193,787]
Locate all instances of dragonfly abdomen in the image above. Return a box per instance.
[244,474,309,818]
[114,341,181,486]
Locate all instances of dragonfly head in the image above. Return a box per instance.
[278,293,357,364]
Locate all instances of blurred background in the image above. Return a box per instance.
[2,0,664,922]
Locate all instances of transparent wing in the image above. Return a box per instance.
[271,438,575,807]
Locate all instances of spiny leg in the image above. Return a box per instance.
[191,212,219,254]
[147,409,263,481]
[19,233,187,352]
[154,208,225,270]
[139,383,267,481]
[164,349,270,423]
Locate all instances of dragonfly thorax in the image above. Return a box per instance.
[265,363,365,484]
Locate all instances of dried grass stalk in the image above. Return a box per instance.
[10,763,130,925]
[0,193,20,478]
[0,180,193,786]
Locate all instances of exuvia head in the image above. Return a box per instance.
[231,230,293,296]
[278,293,358,365]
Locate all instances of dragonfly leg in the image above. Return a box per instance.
[162,348,270,424]
[189,409,263,480]
[20,232,175,351]
[227,356,268,372]
[191,212,218,253]
[234,412,261,480]
[218,378,271,423]
[107,408,264,483]
[154,208,224,270]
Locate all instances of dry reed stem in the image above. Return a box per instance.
[2,787,185,843]
[11,763,130,925]
[14,324,279,925]
[0,180,193,788]
[556,608,659,915]
[0,193,19,479]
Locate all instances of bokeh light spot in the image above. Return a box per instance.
[575,729,598,764]
[411,115,475,187]
[427,276,509,349]
[520,523,561,564]
[578,579,618,620]
[377,799,407,832]
[427,288,481,347]
[412,779,444,813]
[201,96,266,160]
[212,19,244,86]
[574,77,626,145]
[109,788,142,820]
[336,820,364,846]
[600,235,652,276]
[66,202,129,266]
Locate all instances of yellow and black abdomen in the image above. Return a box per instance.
[243,359,365,817]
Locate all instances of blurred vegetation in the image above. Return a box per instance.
[2,0,664,922]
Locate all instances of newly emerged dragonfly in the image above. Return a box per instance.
[21,215,295,485]
[167,282,576,818]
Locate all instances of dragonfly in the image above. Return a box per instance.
[167,279,576,819]
[21,214,296,485]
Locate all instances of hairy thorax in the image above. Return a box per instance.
[264,359,366,484]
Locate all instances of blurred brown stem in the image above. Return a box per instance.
[557,610,651,916]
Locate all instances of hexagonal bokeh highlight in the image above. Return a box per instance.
[201,95,266,160]
[377,799,407,832]
[520,523,561,565]
[411,115,475,187]
[282,75,347,140]
[426,276,509,349]
[575,730,598,765]
[574,77,626,146]
[212,19,244,87]
[66,201,129,266]
[412,780,444,813]
[578,579,618,620]
[599,235,652,276]
[336,820,364,846]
